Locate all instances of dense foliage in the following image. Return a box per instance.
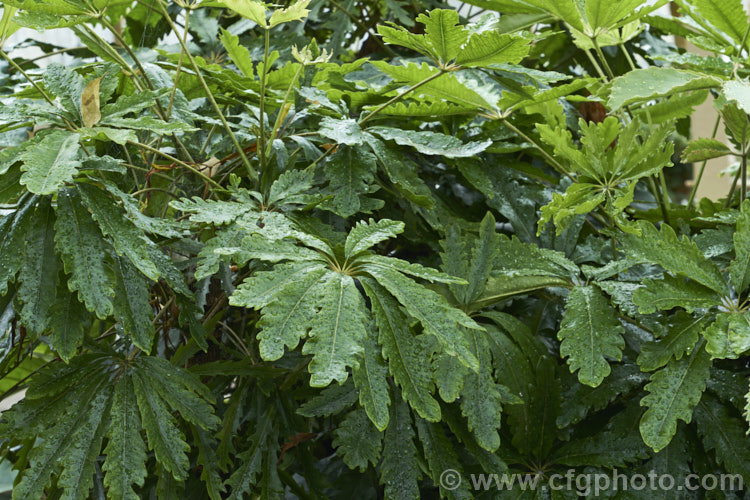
[0,0,750,497]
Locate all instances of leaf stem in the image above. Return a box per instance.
[591,38,615,80]
[157,0,257,183]
[688,114,722,206]
[258,27,271,182]
[131,140,226,191]
[358,69,447,126]
[500,119,574,180]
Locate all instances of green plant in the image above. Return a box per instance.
[0,0,749,498]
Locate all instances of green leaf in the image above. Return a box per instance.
[620,221,730,295]
[353,331,391,430]
[434,352,467,402]
[465,212,499,304]
[135,356,219,430]
[557,363,648,427]
[215,0,266,27]
[370,61,492,110]
[694,393,750,481]
[219,29,253,77]
[302,271,369,387]
[704,312,750,359]
[323,146,379,217]
[47,276,88,361]
[113,255,155,352]
[688,0,749,44]
[361,278,441,422]
[332,408,383,471]
[367,126,492,158]
[55,188,115,319]
[232,263,327,360]
[100,88,169,119]
[344,218,404,258]
[11,369,111,500]
[225,409,274,499]
[460,329,502,451]
[415,419,472,500]
[43,63,84,118]
[608,67,720,110]
[638,312,710,371]
[521,0,584,31]
[416,9,467,62]
[681,137,733,162]
[380,399,420,500]
[360,255,465,284]
[639,344,712,452]
[378,24,434,59]
[455,31,530,67]
[297,380,358,417]
[19,130,81,195]
[194,428,226,500]
[99,116,194,134]
[633,274,723,314]
[362,263,480,371]
[131,371,191,480]
[550,429,649,467]
[268,0,310,27]
[17,198,58,336]
[78,183,159,281]
[730,199,750,293]
[103,375,147,500]
[558,285,625,387]
[318,117,370,146]
[585,0,650,33]
[474,275,570,308]
[170,197,254,225]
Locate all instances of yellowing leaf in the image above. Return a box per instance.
[81,76,102,128]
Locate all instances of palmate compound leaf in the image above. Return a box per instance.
[3,349,220,499]
[55,188,116,319]
[558,285,625,387]
[19,130,81,195]
[639,343,712,452]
